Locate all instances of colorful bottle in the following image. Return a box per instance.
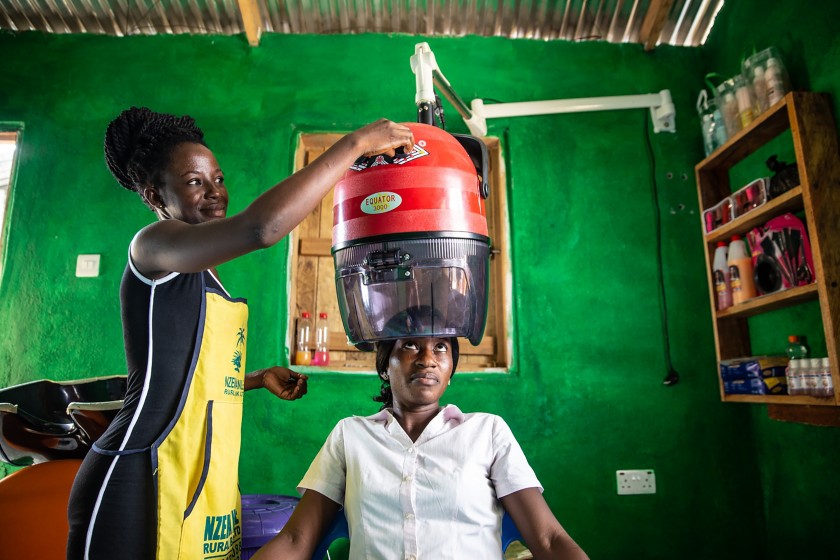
[785,335,809,396]
[712,241,732,311]
[294,311,312,366]
[727,235,756,305]
[734,75,755,129]
[311,312,330,366]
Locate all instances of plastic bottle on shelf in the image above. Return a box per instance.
[785,359,801,396]
[802,358,821,397]
[785,335,809,396]
[818,357,834,398]
[752,65,769,115]
[721,91,741,138]
[734,75,755,129]
[311,312,330,366]
[712,242,733,311]
[294,312,312,366]
[765,57,786,106]
[727,235,756,305]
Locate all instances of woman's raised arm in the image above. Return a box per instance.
[132,119,413,278]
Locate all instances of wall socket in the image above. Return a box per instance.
[616,469,656,495]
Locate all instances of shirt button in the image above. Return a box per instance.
[407,556,416,560]
[403,475,413,482]
[404,512,415,520]
[408,447,416,453]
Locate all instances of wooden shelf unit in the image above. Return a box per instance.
[695,91,840,409]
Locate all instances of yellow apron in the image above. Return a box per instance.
[154,288,248,560]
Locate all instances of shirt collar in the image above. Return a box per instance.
[366,404,465,429]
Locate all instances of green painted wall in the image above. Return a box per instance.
[0,20,829,557]
[701,2,840,558]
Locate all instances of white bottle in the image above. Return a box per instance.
[721,91,741,137]
[802,358,820,396]
[786,359,801,396]
[818,357,833,398]
[765,58,785,106]
[712,242,732,310]
[752,66,769,115]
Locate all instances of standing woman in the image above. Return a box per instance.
[66,107,414,560]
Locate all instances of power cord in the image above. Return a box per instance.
[434,93,447,130]
[643,110,680,386]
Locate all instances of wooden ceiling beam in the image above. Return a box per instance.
[640,0,675,51]
[236,0,263,47]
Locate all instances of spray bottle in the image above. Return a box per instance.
[713,241,733,310]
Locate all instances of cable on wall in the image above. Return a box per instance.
[643,110,680,386]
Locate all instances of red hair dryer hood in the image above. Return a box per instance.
[332,123,490,349]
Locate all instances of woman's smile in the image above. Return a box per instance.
[202,203,227,218]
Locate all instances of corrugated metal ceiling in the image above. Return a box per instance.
[0,0,724,48]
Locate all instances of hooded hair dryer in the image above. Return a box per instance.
[331,122,491,350]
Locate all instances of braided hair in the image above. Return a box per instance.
[103,107,206,196]
[373,337,460,410]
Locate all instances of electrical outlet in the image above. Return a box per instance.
[616,469,656,495]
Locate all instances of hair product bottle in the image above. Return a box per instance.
[713,241,733,310]
[727,235,756,305]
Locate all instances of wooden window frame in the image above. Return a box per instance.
[0,130,20,281]
[286,133,513,373]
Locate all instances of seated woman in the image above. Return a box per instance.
[253,335,588,559]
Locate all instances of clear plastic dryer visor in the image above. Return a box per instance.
[333,238,489,348]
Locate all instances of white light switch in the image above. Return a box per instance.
[76,254,101,277]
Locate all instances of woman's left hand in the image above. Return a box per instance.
[247,367,309,400]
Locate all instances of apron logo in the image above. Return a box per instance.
[224,376,244,397]
[203,508,241,558]
[231,327,246,373]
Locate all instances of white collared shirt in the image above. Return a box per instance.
[298,404,542,559]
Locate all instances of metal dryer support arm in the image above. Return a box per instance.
[410,42,676,136]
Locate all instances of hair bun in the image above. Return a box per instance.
[104,107,153,191]
[103,107,205,192]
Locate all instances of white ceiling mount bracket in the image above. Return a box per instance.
[410,42,676,136]
[468,89,677,136]
[410,42,438,105]
[650,89,676,133]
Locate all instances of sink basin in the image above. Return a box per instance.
[0,376,126,465]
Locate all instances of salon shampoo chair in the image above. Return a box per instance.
[0,375,126,465]
[0,376,126,559]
